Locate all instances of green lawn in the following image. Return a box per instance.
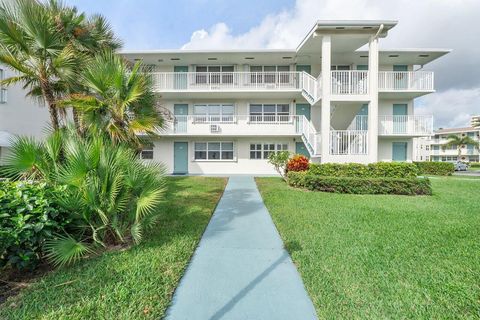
[0,177,226,320]
[257,176,480,319]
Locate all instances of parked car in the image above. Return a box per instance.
[454,161,468,171]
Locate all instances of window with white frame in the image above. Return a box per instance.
[139,143,154,160]
[0,69,6,104]
[249,143,288,159]
[249,103,290,122]
[250,65,290,84]
[193,104,235,123]
[194,142,234,160]
[195,65,234,84]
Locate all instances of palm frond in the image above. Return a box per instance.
[44,234,94,267]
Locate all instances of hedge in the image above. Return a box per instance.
[308,162,419,178]
[287,171,432,195]
[469,162,480,168]
[414,162,454,176]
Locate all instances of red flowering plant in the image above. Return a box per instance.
[286,154,310,172]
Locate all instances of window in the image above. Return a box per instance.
[426,145,430,151]
[249,103,290,122]
[0,69,5,103]
[193,104,235,122]
[195,65,234,84]
[194,142,234,160]
[331,65,351,70]
[250,65,290,84]
[249,143,288,159]
[139,144,154,160]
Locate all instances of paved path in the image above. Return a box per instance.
[166,176,317,320]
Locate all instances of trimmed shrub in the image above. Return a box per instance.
[0,181,70,270]
[286,154,310,172]
[414,162,454,176]
[287,172,432,195]
[469,162,480,168]
[308,162,418,178]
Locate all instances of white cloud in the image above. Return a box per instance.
[416,88,480,129]
[181,0,480,128]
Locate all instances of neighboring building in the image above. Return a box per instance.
[413,136,431,162]
[430,127,480,162]
[0,20,450,174]
[471,115,480,128]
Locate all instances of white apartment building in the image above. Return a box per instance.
[413,137,431,162]
[430,127,480,162]
[0,20,449,174]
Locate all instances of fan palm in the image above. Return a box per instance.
[443,134,479,160]
[61,50,164,149]
[0,0,121,131]
[4,125,166,266]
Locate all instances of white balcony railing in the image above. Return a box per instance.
[150,72,303,92]
[164,115,306,136]
[378,115,433,135]
[378,71,434,91]
[330,130,368,155]
[331,71,369,95]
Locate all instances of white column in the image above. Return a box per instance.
[321,35,331,161]
[368,36,379,163]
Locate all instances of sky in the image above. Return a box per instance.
[66,0,480,129]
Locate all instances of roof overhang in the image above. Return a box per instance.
[355,48,451,66]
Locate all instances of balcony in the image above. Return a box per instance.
[378,115,433,136]
[378,71,434,98]
[330,130,368,155]
[331,71,369,98]
[162,115,306,136]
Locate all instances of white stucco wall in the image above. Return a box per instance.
[150,137,297,175]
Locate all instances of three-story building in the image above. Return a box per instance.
[0,20,450,174]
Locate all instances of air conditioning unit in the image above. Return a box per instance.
[210,124,221,133]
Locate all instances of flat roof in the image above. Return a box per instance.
[434,127,479,134]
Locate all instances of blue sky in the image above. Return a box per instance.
[66,0,294,49]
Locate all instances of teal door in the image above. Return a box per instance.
[296,65,311,74]
[393,65,408,89]
[296,104,311,120]
[392,142,407,161]
[356,65,368,70]
[174,66,188,90]
[393,104,408,134]
[296,142,310,158]
[354,103,368,130]
[174,104,188,133]
[173,142,188,174]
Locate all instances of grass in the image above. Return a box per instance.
[256,176,480,319]
[0,176,226,320]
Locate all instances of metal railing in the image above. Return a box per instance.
[330,130,368,155]
[331,71,369,95]
[150,71,303,91]
[378,115,433,135]
[378,71,434,91]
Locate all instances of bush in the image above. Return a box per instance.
[287,172,431,195]
[0,181,70,270]
[286,154,310,172]
[469,162,480,168]
[414,162,454,176]
[4,127,166,267]
[308,162,419,178]
[268,151,291,180]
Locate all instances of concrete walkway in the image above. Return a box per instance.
[166,176,317,320]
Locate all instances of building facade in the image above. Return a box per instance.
[0,20,449,174]
[430,127,480,162]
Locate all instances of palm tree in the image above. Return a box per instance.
[0,0,121,131]
[4,125,166,266]
[443,134,480,161]
[61,50,164,149]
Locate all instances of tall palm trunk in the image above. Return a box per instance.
[40,82,60,131]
